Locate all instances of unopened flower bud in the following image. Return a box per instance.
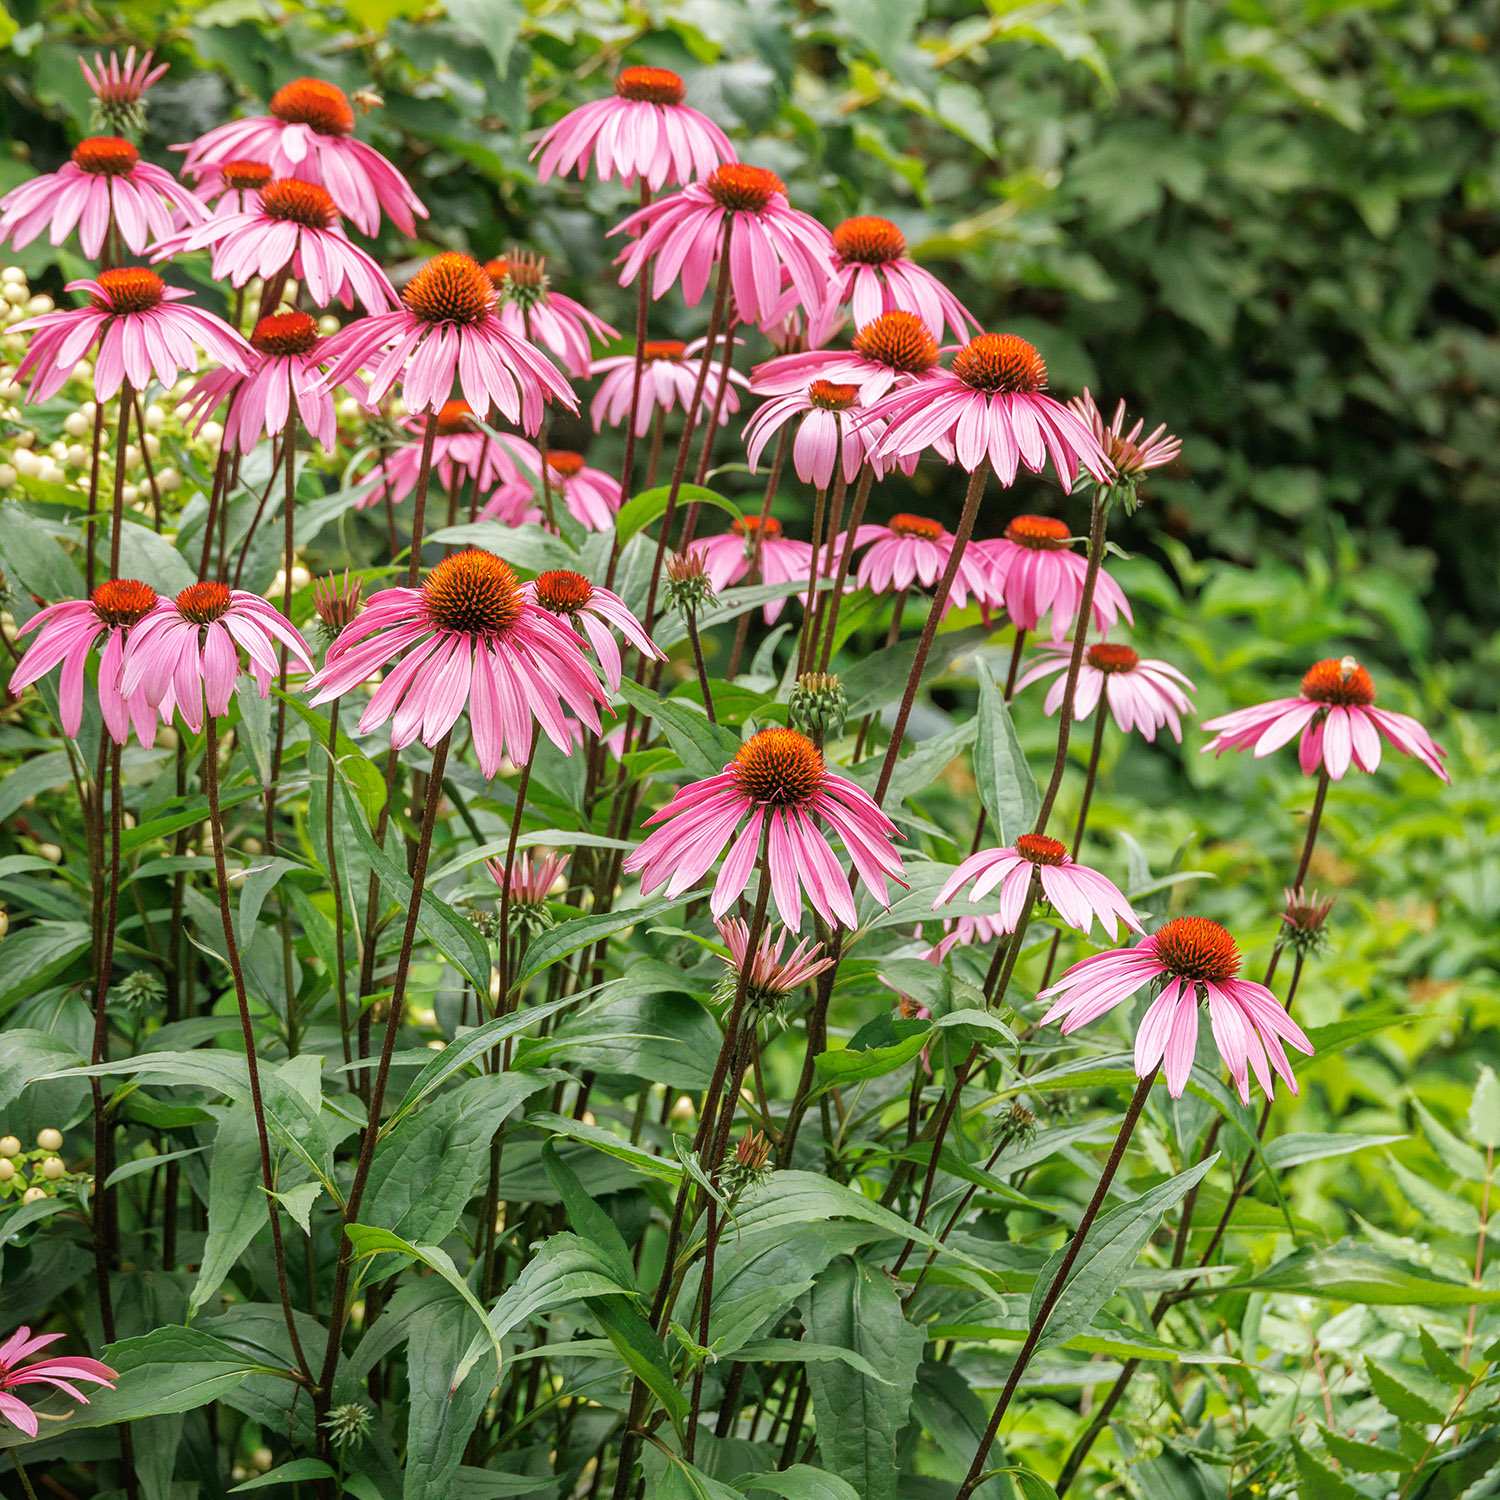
[21,1186,46,1205]
[313,570,364,645]
[1280,886,1335,956]
[36,1128,62,1151]
[41,1156,64,1180]
[0,1136,20,1157]
[664,548,716,616]
[790,671,847,740]
[324,1401,374,1448]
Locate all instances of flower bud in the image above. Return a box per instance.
[0,1160,12,1181]
[664,548,717,616]
[790,672,848,740]
[0,1136,20,1157]
[36,1128,62,1151]
[21,1185,46,1205]
[63,412,90,438]
[41,1156,64,1180]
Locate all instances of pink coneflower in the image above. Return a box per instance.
[534,451,623,531]
[0,1327,117,1439]
[613,164,834,330]
[490,252,618,379]
[152,178,397,313]
[175,76,426,237]
[533,65,735,191]
[1040,916,1314,1102]
[182,312,370,454]
[194,158,274,214]
[0,137,205,262]
[11,268,250,402]
[745,380,878,489]
[317,251,576,426]
[976,514,1133,641]
[590,337,747,436]
[11,579,168,744]
[525,568,662,693]
[119,581,315,734]
[866,333,1112,485]
[624,727,905,930]
[847,513,992,610]
[935,833,1141,940]
[80,47,169,135]
[924,912,1007,964]
[695,515,813,624]
[753,309,943,405]
[1070,389,1181,478]
[818,216,977,343]
[1199,655,1448,782]
[1016,641,1197,744]
[716,915,834,1008]
[487,850,569,928]
[355,399,539,511]
[305,548,609,775]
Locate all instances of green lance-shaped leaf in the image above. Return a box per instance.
[973,654,1040,842]
[801,1256,926,1500]
[1030,1155,1218,1352]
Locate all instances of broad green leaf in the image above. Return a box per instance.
[514,895,693,986]
[338,780,493,993]
[590,1293,688,1425]
[230,1459,338,1491]
[973,656,1040,842]
[802,1256,925,1500]
[739,1466,861,1500]
[0,1326,264,1448]
[1419,1325,1470,1388]
[1316,1426,1409,1473]
[403,1286,498,1500]
[1365,1356,1447,1425]
[731,1338,895,1383]
[617,676,741,780]
[345,1223,503,1379]
[1291,1439,1365,1500]
[452,1231,635,1388]
[1030,1156,1217,1351]
[840,623,992,717]
[1263,1131,1405,1170]
[386,991,580,1129]
[614,483,740,546]
[1470,1065,1500,1150]
[0,1027,83,1109]
[0,921,91,1015]
[1219,1241,1500,1305]
[542,1138,635,1287]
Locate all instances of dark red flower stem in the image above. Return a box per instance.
[202,715,314,1386]
[817,461,874,674]
[613,179,654,509]
[956,1070,1158,1500]
[612,846,772,1500]
[108,378,132,578]
[872,458,990,808]
[316,732,451,1440]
